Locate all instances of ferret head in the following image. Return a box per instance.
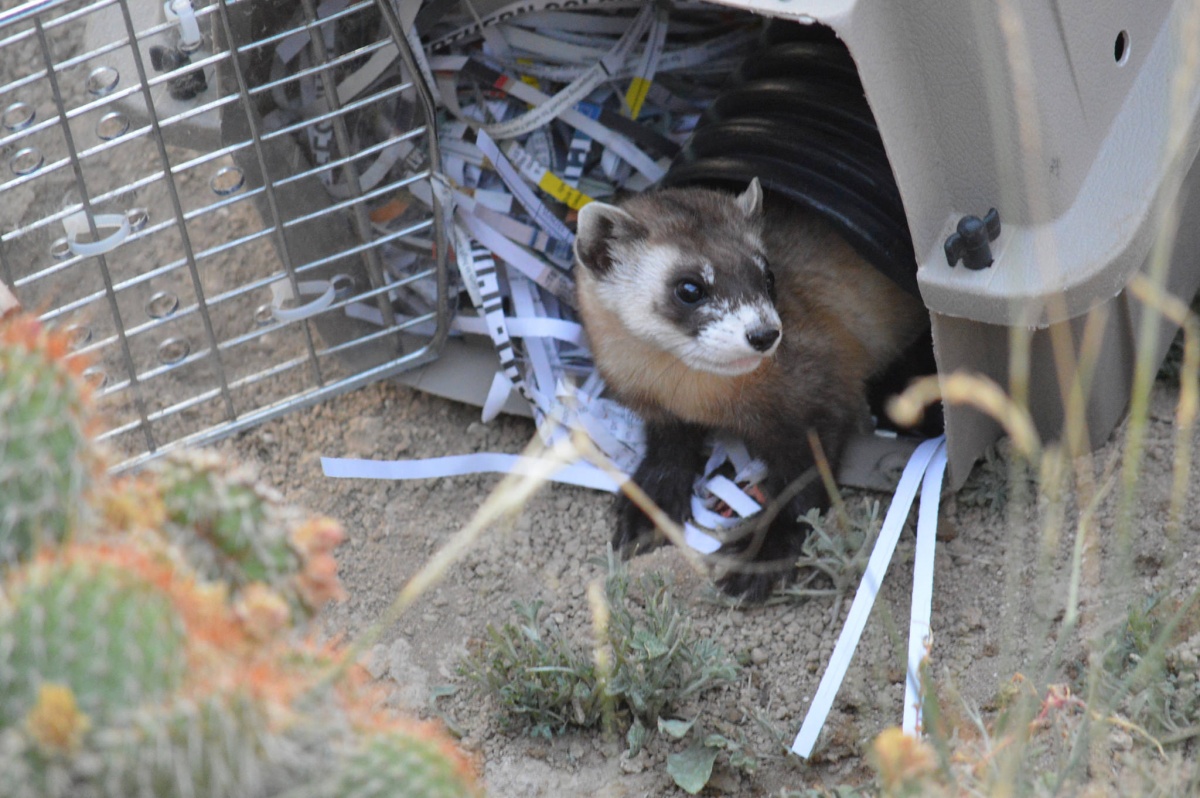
[574,179,782,377]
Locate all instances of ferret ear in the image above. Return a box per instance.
[735,177,763,217]
[574,201,637,277]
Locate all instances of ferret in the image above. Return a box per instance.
[573,179,929,601]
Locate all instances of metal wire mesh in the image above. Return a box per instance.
[0,0,448,471]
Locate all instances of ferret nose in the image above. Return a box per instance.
[746,327,780,352]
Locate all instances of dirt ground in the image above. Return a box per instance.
[208,365,1199,796]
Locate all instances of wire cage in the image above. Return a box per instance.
[0,0,449,471]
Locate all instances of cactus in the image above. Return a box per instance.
[156,451,297,587]
[154,452,346,620]
[289,726,482,798]
[93,693,299,798]
[0,314,101,567]
[0,306,480,798]
[0,691,305,798]
[0,550,187,730]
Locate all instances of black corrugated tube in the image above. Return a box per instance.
[662,23,918,299]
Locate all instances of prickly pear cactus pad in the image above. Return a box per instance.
[0,314,101,567]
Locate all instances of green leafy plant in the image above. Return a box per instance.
[462,555,738,738]
[1100,592,1200,747]
[777,498,882,602]
[461,598,597,737]
[460,552,741,791]
[954,443,1038,515]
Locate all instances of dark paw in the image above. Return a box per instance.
[612,492,664,558]
[715,519,809,602]
[611,465,696,559]
[716,568,785,603]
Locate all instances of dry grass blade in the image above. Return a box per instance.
[889,372,1041,460]
[1128,274,1200,544]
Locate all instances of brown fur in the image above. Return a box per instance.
[575,184,929,600]
[577,201,926,439]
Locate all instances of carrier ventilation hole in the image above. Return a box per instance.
[96,111,129,140]
[1114,30,1130,65]
[2,102,34,131]
[11,147,43,175]
[146,291,179,319]
[158,337,190,364]
[82,366,108,389]
[87,66,119,95]
[210,166,244,195]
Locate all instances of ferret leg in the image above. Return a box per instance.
[613,419,708,557]
[718,420,852,601]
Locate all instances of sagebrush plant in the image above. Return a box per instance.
[461,598,598,736]
[1100,593,1200,747]
[460,550,749,791]
[776,498,881,603]
[461,550,738,739]
[953,442,1039,515]
[0,308,480,798]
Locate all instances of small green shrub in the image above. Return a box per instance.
[1101,591,1200,746]
[777,498,882,602]
[461,554,738,739]
[460,553,742,792]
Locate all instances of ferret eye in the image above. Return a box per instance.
[764,267,776,300]
[674,279,706,305]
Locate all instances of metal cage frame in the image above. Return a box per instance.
[0,0,448,471]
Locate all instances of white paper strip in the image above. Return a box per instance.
[459,209,577,306]
[322,453,620,492]
[903,438,948,736]
[689,495,735,532]
[791,435,944,758]
[482,370,515,423]
[454,314,585,345]
[684,522,722,554]
[509,274,556,415]
[427,0,642,50]
[705,474,762,518]
[430,55,664,181]
[475,129,575,244]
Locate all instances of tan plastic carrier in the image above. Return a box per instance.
[712,0,1200,485]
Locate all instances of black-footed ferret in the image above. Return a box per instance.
[573,179,929,601]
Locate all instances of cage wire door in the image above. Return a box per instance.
[0,0,449,471]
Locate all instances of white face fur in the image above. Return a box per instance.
[576,181,783,377]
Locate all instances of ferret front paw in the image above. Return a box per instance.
[611,464,695,558]
[715,519,808,602]
[612,493,664,557]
